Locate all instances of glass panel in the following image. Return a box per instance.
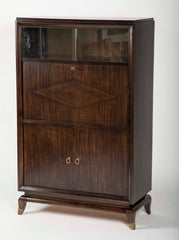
[21,27,129,63]
[77,29,129,63]
[46,28,74,60]
[21,28,41,58]
[21,27,74,60]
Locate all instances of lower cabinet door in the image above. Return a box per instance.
[24,125,74,190]
[24,125,129,198]
[72,127,129,197]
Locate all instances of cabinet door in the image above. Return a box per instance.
[24,125,74,190]
[72,128,129,197]
[24,125,128,198]
[23,62,129,128]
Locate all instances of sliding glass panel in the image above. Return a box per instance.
[46,28,74,60]
[21,27,129,63]
[21,27,74,60]
[21,28,41,58]
[77,29,129,63]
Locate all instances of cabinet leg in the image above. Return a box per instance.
[144,195,151,214]
[18,197,27,215]
[126,211,136,230]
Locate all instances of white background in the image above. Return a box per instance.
[0,0,179,239]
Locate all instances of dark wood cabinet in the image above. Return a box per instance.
[16,18,154,230]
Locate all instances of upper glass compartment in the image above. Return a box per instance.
[21,27,129,63]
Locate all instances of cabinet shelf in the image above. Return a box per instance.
[21,57,128,66]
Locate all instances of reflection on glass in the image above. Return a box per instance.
[21,27,129,63]
[77,29,128,63]
[21,28,41,58]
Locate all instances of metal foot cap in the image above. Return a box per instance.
[129,223,136,230]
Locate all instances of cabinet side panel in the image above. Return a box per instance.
[132,20,154,203]
[16,22,24,188]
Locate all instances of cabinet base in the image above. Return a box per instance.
[18,194,151,230]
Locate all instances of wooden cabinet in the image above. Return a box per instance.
[16,18,154,230]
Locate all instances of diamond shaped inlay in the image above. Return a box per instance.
[34,80,114,108]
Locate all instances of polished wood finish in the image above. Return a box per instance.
[34,80,115,108]
[16,17,154,28]
[132,20,154,203]
[144,196,152,214]
[23,62,129,128]
[16,18,154,229]
[18,197,27,215]
[20,186,129,206]
[127,212,136,230]
[16,19,24,188]
[23,124,128,196]
[18,194,151,229]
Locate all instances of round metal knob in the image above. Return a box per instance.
[75,157,80,165]
[66,157,71,165]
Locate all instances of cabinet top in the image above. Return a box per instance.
[16,17,154,26]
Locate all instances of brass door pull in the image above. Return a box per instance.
[66,157,71,165]
[75,157,80,165]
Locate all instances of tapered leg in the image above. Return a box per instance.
[18,197,27,215]
[144,195,151,214]
[126,211,136,230]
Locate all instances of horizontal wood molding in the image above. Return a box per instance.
[19,185,129,207]
[23,119,128,132]
[16,17,154,28]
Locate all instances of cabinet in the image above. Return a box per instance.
[16,18,154,230]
